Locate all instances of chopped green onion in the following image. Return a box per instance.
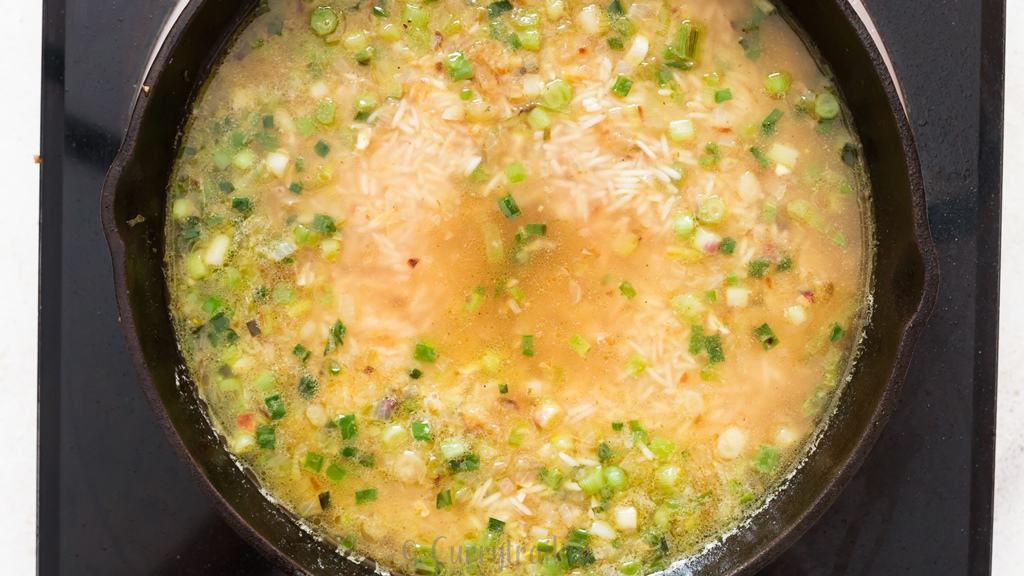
[411,420,433,441]
[521,334,535,357]
[841,142,859,167]
[445,51,474,81]
[754,323,779,350]
[699,142,721,169]
[597,442,613,462]
[607,36,624,50]
[310,6,339,36]
[487,0,514,18]
[611,421,624,431]
[664,20,702,70]
[265,394,287,420]
[459,87,474,100]
[499,383,509,394]
[324,319,346,353]
[672,213,696,238]
[318,491,331,510]
[527,106,552,130]
[750,146,770,168]
[569,334,591,357]
[761,108,784,135]
[338,413,358,440]
[753,445,780,473]
[409,368,423,379]
[719,237,736,255]
[619,281,637,299]
[298,375,318,398]
[577,466,605,494]
[312,213,337,234]
[611,75,633,98]
[303,451,325,473]
[764,71,792,97]
[488,517,506,533]
[414,340,438,362]
[497,194,522,219]
[626,354,647,376]
[231,197,253,215]
[506,162,527,183]
[448,453,480,472]
[815,93,840,120]
[436,490,453,509]
[688,325,704,355]
[603,465,628,490]
[538,467,563,488]
[714,88,733,103]
[355,488,378,504]
[776,255,793,272]
[704,335,725,363]
[541,79,573,111]
[326,462,347,482]
[255,424,276,449]
[288,182,304,194]
[829,323,845,342]
[650,436,675,459]
[698,195,726,223]
[315,99,336,125]
[748,258,771,278]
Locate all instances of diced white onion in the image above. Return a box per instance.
[726,287,750,308]
[692,227,721,253]
[668,118,695,142]
[616,35,649,74]
[203,234,230,267]
[768,142,799,169]
[533,401,562,429]
[266,151,290,178]
[577,5,603,34]
[738,171,763,201]
[784,304,808,325]
[716,427,748,460]
[523,74,543,97]
[614,506,638,532]
[590,520,618,540]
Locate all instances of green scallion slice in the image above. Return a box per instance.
[411,420,433,442]
[310,6,339,36]
[611,75,633,98]
[521,334,535,357]
[445,51,474,81]
[355,488,378,504]
[414,340,438,362]
[753,323,779,350]
[265,394,287,420]
[436,489,453,509]
[497,194,522,219]
[338,413,358,440]
[761,108,783,135]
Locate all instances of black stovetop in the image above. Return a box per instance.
[38,0,1003,574]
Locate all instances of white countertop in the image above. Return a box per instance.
[1,1,1019,574]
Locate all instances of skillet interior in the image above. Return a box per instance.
[100,1,938,574]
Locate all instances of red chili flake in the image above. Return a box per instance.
[407,258,420,268]
[801,290,815,304]
[236,412,255,431]
[363,365,376,375]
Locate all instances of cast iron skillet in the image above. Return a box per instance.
[101,1,939,574]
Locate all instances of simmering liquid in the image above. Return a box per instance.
[165,1,870,574]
